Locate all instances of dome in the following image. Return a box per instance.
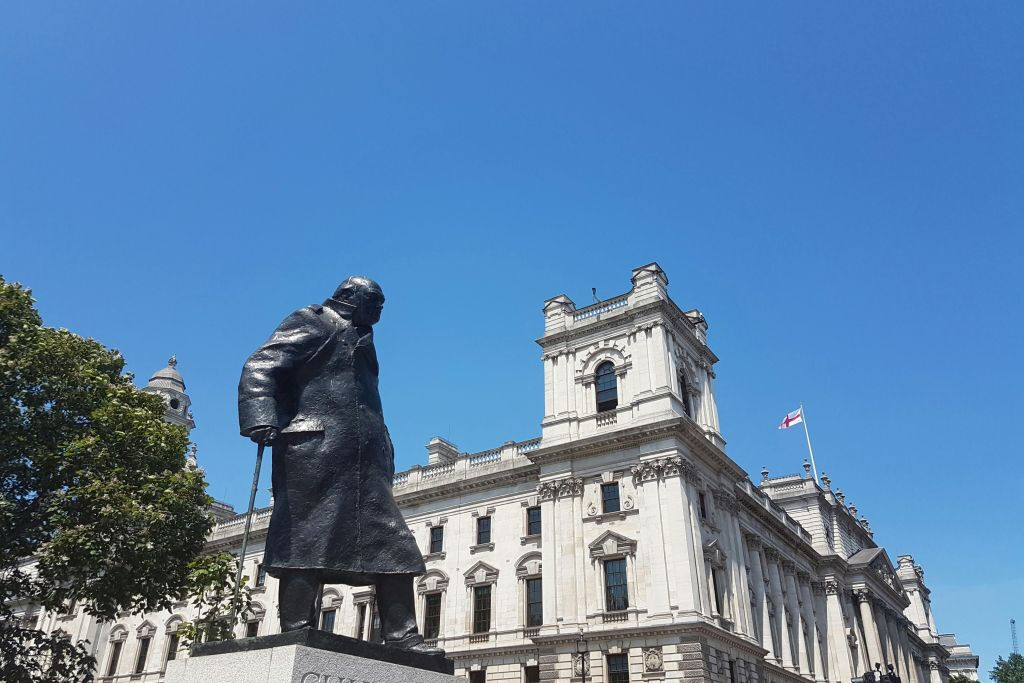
[147,355,186,392]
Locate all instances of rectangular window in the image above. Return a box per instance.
[356,603,367,640]
[430,526,444,554]
[601,482,620,513]
[469,671,486,683]
[255,563,267,587]
[423,593,442,639]
[604,558,628,611]
[730,659,738,683]
[698,492,708,520]
[369,604,381,643]
[106,641,123,677]
[476,516,491,545]
[166,633,180,662]
[134,637,151,674]
[526,506,541,536]
[524,665,540,683]
[607,653,629,683]
[320,609,336,633]
[473,585,492,633]
[526,577,543,627]
[246,620,259,638]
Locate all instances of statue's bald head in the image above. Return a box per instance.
[332,276,385,326]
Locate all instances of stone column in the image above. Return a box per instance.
[784,567,811,675]
[554,477,583,628]
[632,462,672,618]
[746,537,774,658]
[669,460,702,614]
[824,581,855,683]
[538,482,559,631]
[765,549,794,670]
[856,590,885,672]
[799,577,825,680]
[716,491,753,637]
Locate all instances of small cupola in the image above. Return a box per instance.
[142,355,195,433]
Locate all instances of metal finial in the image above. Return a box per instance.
[168,355,177,368]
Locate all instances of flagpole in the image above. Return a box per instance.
[800,402,819,484]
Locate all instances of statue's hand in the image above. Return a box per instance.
[249,426,279,445]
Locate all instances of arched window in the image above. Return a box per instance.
[678,371,692,418]
[595,362,618,413]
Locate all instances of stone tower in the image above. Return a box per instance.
[142,355,196,434]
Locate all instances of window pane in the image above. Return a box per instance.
[469,672,486,683]
[596,362,618,412]
[246,621,259,638]
[698,492,708,520]
[473,585,492,633]
[608,653,629,683]
[424,593,442,639]
[320,609,336,633]
[256,563,267,587]
[166,633,180,662]
[526,507,541,536]
[605,558,628,611]
[106,641,123,676]
[477,516,491,545]
[430,526,444,554]
[356,604,367,640]
[601,483,620,513]
[525,665,540,683]
[134,637,150,674]
[526,578,543,627]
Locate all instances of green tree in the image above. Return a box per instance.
[991,654,1024,683]
[0,277,215,682]
[951,674,978,683]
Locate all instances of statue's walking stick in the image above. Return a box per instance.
[230,441,266,631]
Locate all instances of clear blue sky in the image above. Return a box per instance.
[2,2,1021,671]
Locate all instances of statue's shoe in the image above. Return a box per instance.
[385,634,445,657]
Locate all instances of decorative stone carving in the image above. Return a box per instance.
[631,456,689,484]
[854,588,873,604]
[680,459,700,484]
[537,482,557,501]
[644,647,664,672]
[715,492,739,513]
[763,547,781,562]
[557,477,584,498]
[589,530,637,559]
[572,653,591,677]
[825,580,840,595]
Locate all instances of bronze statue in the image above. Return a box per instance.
[238,276,440,655]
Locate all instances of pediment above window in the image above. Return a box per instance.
[464,561,499,586]
[136,620,157,638]
[515,551,543,579]
[418,569,451,594]
[588,530,637,559]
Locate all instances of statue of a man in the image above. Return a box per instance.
[238,276,440,654]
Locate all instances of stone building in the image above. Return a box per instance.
[15,264,974,683]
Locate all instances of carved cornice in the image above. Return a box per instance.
[631,456,691,484]
[538,476,585,500]
[715,491,740,513]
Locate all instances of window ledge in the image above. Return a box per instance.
[423,551,446,562]
[583,507,639,524]
[470,543,494,554]
[520,533,541,545]
[252,585,267,594]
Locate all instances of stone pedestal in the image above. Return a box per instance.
[165,629,461,683]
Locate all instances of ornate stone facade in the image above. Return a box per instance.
[15,264,972,683]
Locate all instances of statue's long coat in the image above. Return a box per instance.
[238,300,424,582]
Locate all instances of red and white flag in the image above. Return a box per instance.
[778,408,803,430]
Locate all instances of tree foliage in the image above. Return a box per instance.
[176,552,253,649]
[991,654,1024,683]
[951,674,978,683]
[0,276,215,681]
